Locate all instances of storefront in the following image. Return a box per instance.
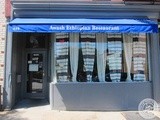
[3,0,160,110]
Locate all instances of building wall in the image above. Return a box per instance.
[0,0,6,103]
[3,0,160,110]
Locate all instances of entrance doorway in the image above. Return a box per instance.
[10,33,50,108]
[25,50,47,99]
[23,33,49,99]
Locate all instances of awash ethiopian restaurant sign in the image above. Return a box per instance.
[49,25,120,32]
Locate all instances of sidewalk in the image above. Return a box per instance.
[0,99,160,120]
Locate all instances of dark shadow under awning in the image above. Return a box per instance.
[8,18,158,33]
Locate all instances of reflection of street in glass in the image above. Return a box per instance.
[32,80,43,93]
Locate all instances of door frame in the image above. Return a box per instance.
[24,49,48,99]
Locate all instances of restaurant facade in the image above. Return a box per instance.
[3,0,160,110]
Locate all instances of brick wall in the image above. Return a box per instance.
[0,0,6,99]
[5,0,11,18]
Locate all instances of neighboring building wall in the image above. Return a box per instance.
[0,0,6,103]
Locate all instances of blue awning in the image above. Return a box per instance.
[8,18,158,33]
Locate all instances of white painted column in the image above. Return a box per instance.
[51,33,57,83]
[3,28,13,110]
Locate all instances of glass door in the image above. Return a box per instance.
[25,51,47,98]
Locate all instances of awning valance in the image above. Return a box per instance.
[8,18,158,33]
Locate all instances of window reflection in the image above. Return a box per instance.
[55,33,70,82]
[26,33,47,48]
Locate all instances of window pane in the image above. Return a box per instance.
[132,33,148,81]
[69,33,79,82]
[55,33,70,82]
[26,33,46,48]
[107,33,122,82]
[54,33,149,82]
[78,33,96,82]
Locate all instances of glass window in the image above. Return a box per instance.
[26,33,47,48]
[54,33,149,82]
[55,33,70,82]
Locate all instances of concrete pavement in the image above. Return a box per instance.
[0,99,160,120]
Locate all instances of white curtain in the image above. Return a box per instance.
[123,34,133,82]
[81,33,96,82]
[107,34,122,82]
[96,33,107,82]
[133,33,146,81]
[55,33,69,82]
[70,33,79,82]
